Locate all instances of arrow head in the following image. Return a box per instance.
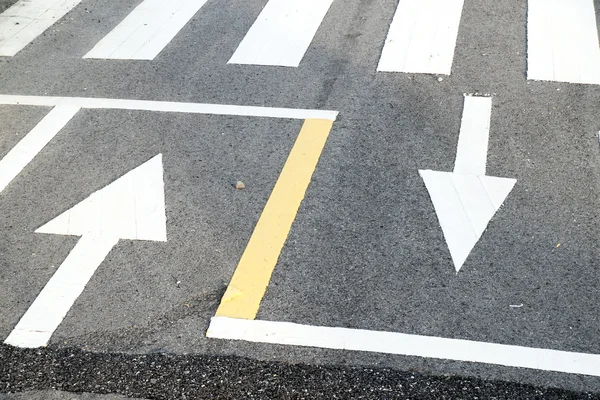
[36,154,167,242]
[419,170,516,272]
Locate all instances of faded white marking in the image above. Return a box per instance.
[419,96,516,271]
[207,317,600,377]
[0,0,83,56]
[0,105,80,194]
[5,155,166,348]
[228,0,334,67]
[0,94,338,120]
[84,0,209,60]
[527,0,600,85]
[377,0,465,74]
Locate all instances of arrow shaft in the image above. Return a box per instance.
[4,235,118,348]
[453,95,492,176]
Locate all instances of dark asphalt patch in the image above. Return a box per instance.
[0,344,597,400]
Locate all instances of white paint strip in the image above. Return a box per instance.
[207,317,600,377]
[0,94,338,120]
[527,0,600,85]
[228,0,334,67]
[0,0,83,56]
[453,96,492,176]
[377,0,465,74]
[0,105,80,193]
[84,0,209,60]
[4,235,118,348]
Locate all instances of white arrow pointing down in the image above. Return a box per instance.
[5,154,166,348]
[420,96,516,272]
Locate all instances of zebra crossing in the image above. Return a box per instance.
[1,0,600,84]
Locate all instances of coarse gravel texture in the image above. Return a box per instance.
[1,344,598,400]
[0,390,144,400]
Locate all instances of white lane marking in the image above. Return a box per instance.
[0,94,339,120]
[207,317,600,378]
[377,0,465,74]
[0,0,83,56]
[84,0,209,60]
[228,0,334,67]
[453,96,492,176]
[527,0,600,85]
[5,155,166,348]
[419,96,516,271]
[0,105,80,194]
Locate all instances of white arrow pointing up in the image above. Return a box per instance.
[5,154,166,348]
[419,96,516,272]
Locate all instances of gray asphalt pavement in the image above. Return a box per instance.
[1,0,600,398]
[0,390,140,400]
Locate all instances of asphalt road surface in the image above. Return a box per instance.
[1,0,600,398]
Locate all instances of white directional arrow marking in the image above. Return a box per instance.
[4,154,166,348]
[419,96,516,272]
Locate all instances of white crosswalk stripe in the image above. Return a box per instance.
[527,0,600,85]
[228,0,335,67]
[0,0,83,56]
[84,0,210,60]
[377,0,465,75]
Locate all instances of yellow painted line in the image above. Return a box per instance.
[215,119,334,320]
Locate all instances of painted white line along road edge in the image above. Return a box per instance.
[5,155,166,348]
[84,0,209,60]
[0,105,80,193]
[0,0,83,56]
[527,0,600,85]
[377,0,465,75]
[419,95,516,271]
[0,95,338,121]
[207,317,600,377]
[228,0,334,67]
